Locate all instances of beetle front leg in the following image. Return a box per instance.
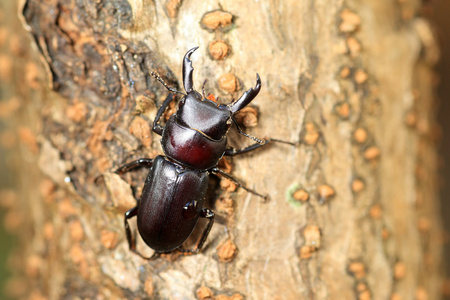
[211,167,268,201]
[225,138,296,156]
[178,208,215,255]
[115,158,153,174]
[224,139,269,156]
[153,93,176,135]
[125,206,160,260]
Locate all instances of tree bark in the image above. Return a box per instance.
[0,0,444,299]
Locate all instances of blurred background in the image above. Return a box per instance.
[0,141,14,297]
[0,0,449,299]
[434,0,450,294]
[0,1,17,299]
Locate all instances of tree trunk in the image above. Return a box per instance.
[1,0,444,299]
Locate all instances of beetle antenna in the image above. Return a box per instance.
[232,117,265,145]
[150,70,186,96]
[201,79,208,99]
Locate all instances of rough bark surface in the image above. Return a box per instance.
[0,0,444,299]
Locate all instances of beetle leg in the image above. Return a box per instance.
[124,206,138,252]
[178,208,215,255]
[115,158,153,174]
[211,168,268,201]
[125,206,160,260]
[225,142,267,156]
[153,93,176,135]
[225,138,296,156]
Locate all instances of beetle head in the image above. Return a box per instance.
[176,92,232,140]
[177,47,261,141]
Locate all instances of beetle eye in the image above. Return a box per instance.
[182,201,198,220]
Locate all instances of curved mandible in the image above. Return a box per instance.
[183,46,199,93]
[229,74,261,113]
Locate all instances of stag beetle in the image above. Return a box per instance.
[115,47,291,259]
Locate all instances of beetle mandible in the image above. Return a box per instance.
[116,47,291,259]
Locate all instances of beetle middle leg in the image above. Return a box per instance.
[125,206,160,260]
[177,208,215,255]
[211,167,268,201]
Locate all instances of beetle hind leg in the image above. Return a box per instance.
[124,206,160,260]
[178,208,215,255]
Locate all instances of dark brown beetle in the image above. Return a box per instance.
[116,47,290,259]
